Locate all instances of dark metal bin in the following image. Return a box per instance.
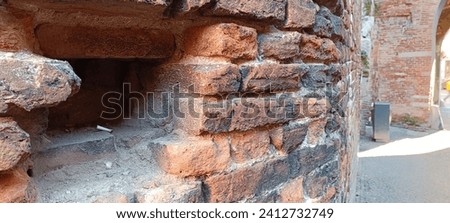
[372,102,390,142]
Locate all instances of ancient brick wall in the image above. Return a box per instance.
[0,0,361,203]
[368,0,441,123]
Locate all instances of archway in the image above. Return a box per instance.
[431,0,450,129]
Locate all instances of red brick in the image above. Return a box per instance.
[285,0,318,29]
[143,63,240,95]
[240,63,306,92]
[0,168,36,203]
[184,23,257,60]
[0,10,32,51]
[210,0,286,21]
[154,134,230,177]
[299,34,340,63]
[0,117,30,172]
[279,177,305,203]
[269,121,308,154]
[229,131,270,163]
[36,24,175,59]
[205,158,289,202]
[259,31,302,60]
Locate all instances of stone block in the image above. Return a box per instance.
[154,134,230,177]
[0,117,30,172]
[305,159,338,199]
[311,7,345,40]
[204,158,289,202]
[93,193,129,203]
[259,31,302,60]
[299,34,340,63]
[0,9,32,51]
[210,0,286,21]
[0,168,36,203]
[181,95,329,135]
[142,63,240,95]
[36,24,175,59]
[229,130,270,163]
[269,121,308,154]
[175,0,212,14]
[312,0,344,16]
[0,52,81,112]
[184,23,257,60]
[240,63,306,92]
[279,177,304,203]
[284,0,318,29]
[288,144,337,178]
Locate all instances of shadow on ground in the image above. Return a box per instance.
[354,126,450,203]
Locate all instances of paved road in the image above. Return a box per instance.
[354,126,450,203]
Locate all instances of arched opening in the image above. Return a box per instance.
[431,0,450,129]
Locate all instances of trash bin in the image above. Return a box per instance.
[372,102,390,142]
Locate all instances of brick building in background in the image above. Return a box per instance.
[363,0,450,128]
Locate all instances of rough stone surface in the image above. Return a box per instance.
[155,134,230,177]
[0,9,32,51]
[269,121,308,154]
[311,7,345,40]
[0,52,81,112]
[210,0,286,21]
[36,24,175,59]
[240,63,306,92]
[285,0,318,29]
[191,96,329,134]
[279,177,304,203]
[299,34,340,63]
[289,144,338,178]
[184,23,257,60]
[259,31,302,60]
[136,181,204,203]
[0,117,30,172]
[176,0,212,14]
[205,158,289,202]
[0,168,36,203]
[229,131,270,163]
[143,63,240,95]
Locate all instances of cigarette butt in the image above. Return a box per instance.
[97,125,113,133]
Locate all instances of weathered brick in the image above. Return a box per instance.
[306,117,327,146]
[210,0,286,21]
[36,24,175,59]
[229,131,271,163]
[136,181,204,203]
[0,9,32,51]
[184,23,257,60]
[204,158,289,202]
[181,96,329,134]
[258,31,302,60]
[269,121,308,154]
[240,63,306,93]
[154,134,230,177]
[312,0,344,16]
[305,159,338,199]
[288,144,337,178]
[142,63,240,95]
[0,168,36,203]
[175,0,211,14]
[284,0,318,29]
[0,52,81,112]
[299,34,340,63]
[311,7,345,40]
[279,177,304,203]
[0,117,30,172]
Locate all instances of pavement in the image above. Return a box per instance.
[354,126,450,203]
